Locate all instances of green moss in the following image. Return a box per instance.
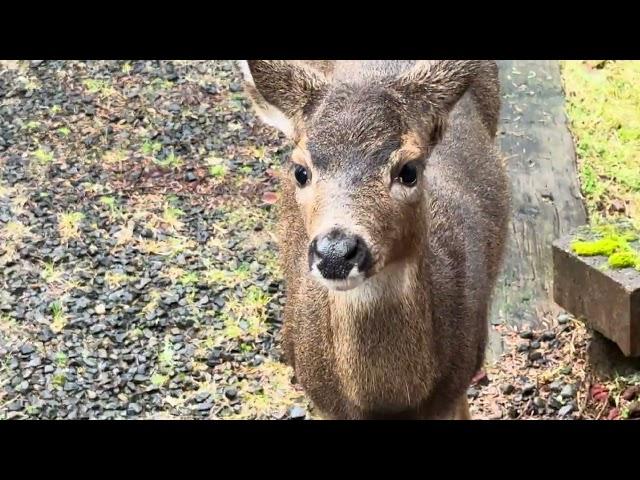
[570,222,640,270]
[608,250,640,269]
[571,238,622,256]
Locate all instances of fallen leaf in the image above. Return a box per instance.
[607,408,620,420]
[262,191,278,204]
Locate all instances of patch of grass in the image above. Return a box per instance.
[105,270,131,288]
[25,120,40,130]
[220,312,244,340]
[41,261,63,283]
[129,327,144,340]
[150,373,168,387]
[223,285,271,338]
[221,205,269,232]
[114,221,135,248]
[256,249,281,277]
[149,78,174,91]
[52,373,66,388]
[141,140,162,157]
[50,301,67,333]
[179,271,199,287]
[209,164,227,178]
[24,77,41,91]
[161,266,186,283]
[203,262,251,289]
[561,60,640,221]
[83,78,116,98]
[102,149,127,170]
[206,156,227,179]
[121,62,133,75]
[153,151,183,170]
[138,236,192,256]
[227,360,306,419]
[49,105,62,115]
[1,221,30,242]
[58,211,84,242]
[162,205,184,231]
[100,196,125,221]
[81,182,106,195]
[33,148,54,165]
[141,290,162,316]
[100,195,116,208]
[158,337,175,370]
[57,126,71,137]
[55,351,68,368]
[25,405,39,416]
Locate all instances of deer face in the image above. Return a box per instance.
[239,60,479,291]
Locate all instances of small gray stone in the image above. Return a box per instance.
[289,406,306,419]
[549,381,563,392]
[557,314,572,324]
[522,383,536,395]
[541,331,556,341]
[27,357,42,368]
[7,400,24,411]
[16,380,30,392]
[500,384,515,395]
[548,397,563,410]
[560,384,575,398]
[558,404,574,416]
[528,351,543,361]
[194,402,213,412]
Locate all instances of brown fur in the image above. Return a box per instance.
[239,60,510,419]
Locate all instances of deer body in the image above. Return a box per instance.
[240,61,509,419]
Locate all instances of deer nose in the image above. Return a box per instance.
[309,229,372,280]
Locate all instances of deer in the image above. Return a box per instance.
[238,60,510,419]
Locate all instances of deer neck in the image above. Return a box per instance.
[325,257,436,410]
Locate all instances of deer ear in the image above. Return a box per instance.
[391,60,482,115]
[237,60,328,138]
[389,60,482,147]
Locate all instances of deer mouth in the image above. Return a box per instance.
[309,263,368,291]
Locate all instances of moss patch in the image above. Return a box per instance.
[570,222,640,270]
[608,250,640,269]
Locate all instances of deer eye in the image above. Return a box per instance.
[294,164,310,187]
[396,162,418,187]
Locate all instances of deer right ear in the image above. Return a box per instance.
[237,60,328,138]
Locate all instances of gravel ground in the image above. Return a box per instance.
[1,60,638,420]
